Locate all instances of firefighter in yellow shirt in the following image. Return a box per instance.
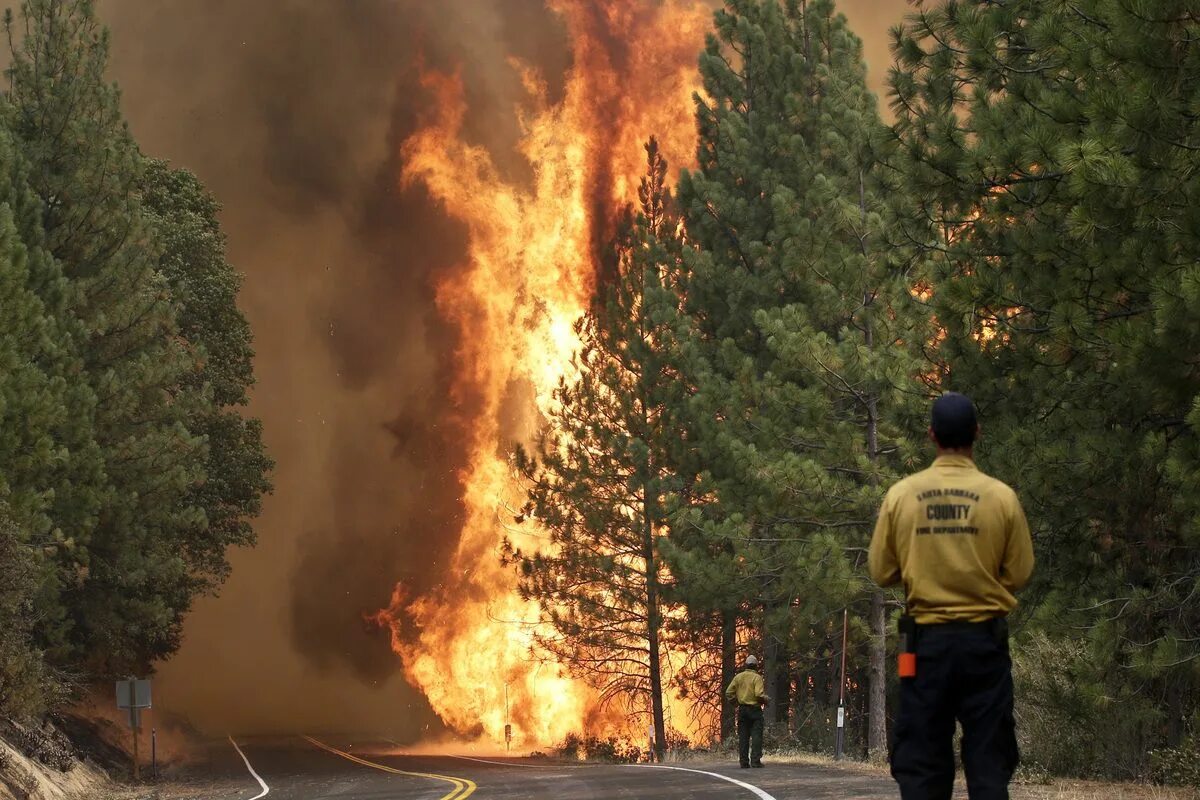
[725,655,768,768]
[869,392,1034,800]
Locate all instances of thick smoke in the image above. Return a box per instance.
[97,0,909,737]
[100,0,571,737]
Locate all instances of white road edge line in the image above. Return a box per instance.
[228,736,270,800]
[630,764,778,800]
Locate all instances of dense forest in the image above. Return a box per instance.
[512,0,1200,783]
[0,0,271,718]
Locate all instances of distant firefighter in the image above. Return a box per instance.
[725,654,769,769]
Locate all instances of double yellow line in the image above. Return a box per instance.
[303,735,478,799]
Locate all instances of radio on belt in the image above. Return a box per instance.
[898,614,917,678]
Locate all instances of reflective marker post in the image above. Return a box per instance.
[835,609,848,761]
[504,683,512,752]
[835,705,846,757]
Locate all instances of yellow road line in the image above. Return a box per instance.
[303,735,478,800]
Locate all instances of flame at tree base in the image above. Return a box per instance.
[377,585,608,747]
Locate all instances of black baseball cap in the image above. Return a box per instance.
[931,392,978,449]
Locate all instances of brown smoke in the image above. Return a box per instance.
[96,0,909,737]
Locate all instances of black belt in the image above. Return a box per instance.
[918,619,995,631]
[916,617,1008,641]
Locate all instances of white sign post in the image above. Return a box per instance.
[115,678,152,779]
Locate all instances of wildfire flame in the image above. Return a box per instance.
[374,0,710,749]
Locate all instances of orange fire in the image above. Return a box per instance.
[374,0,710,749]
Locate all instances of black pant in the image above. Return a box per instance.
[737,705,764,766]
[892,623,1019,800]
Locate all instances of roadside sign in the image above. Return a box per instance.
[836,706,846,728]
[116,678,152,710]
[115,677,151,780]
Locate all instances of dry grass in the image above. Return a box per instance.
[1014,782,1198,800]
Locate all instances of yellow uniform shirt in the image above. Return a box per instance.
[726,669,766,705]
[868,454,1034,624]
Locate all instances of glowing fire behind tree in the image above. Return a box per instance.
[373,0,710,748]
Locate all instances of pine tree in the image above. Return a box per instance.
[890,0,1200,761]
[0,101,102,667]
[510,140,687,760]
[5,0,206,675]
[0,127,75,712]
[0,124,69,546]
[670,0,922,751]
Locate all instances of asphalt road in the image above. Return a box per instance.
[188,736,907,800]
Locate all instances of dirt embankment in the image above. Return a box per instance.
[0,719,111,800]
[0,701,205,800]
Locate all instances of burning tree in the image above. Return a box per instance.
[374,0,711,747]
[508,139,691,761]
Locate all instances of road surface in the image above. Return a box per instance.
[184,735,908,799]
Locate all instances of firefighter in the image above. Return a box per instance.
[869,392,1034,800]
[725,654,769,768]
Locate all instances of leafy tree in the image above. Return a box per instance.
[509,140,687,761]
[889,0,1200,769]
[670,0,922,753]
[140,160,273,587]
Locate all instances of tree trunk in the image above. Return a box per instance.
[774,643,791,725]
[647,601,666,762]
[643,489,666,762]
[865,382,888,761]
[826,635,840,709]
[791,670,805,732]
[868,589,888,762]
[720,609,737,743]
[635,294,666,763]
[859,171,888,763]
[763,613,787,724]
[763,627,778,722]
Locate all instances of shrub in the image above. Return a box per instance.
[1013,632,1161,780]
[1149,736,1200,788]
[663,727,693,754]
[12,723,75,772]
[12,765,38,800]
[0,512,63,720]
[554,732,643,763]
[557,732,583,760]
